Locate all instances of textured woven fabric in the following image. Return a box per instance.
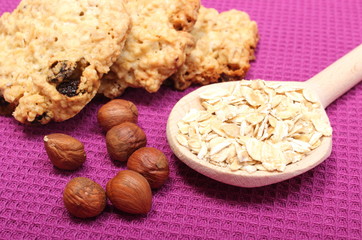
[1,0,361,239]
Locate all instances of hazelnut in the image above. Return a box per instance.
[97,99,138,132]
[127,147,169,188]
[106,170,152,214]
[44,133,86,170]
[63,177,106,218]
[106,122,147,162]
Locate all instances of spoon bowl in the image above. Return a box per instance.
[167,44,362,187]
[167,81,332,187]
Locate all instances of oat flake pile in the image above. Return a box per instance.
[176,80,333,173]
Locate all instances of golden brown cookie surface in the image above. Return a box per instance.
[98,0,200,98]
[0,0,130,124]
[170,6,259,90]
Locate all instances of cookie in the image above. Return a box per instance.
[0,0,130,124]
[170,6,259,90]
[98,0,200,98]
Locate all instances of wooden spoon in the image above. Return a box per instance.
[166,44,362,188]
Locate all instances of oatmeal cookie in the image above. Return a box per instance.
[170,6,259,90]
[0,0,130,124]
[98,0,200,98]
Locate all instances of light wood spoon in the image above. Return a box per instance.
[166,44,362,188]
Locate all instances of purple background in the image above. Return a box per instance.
[1,0,361,239]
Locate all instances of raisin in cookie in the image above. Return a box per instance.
[0,0,130,124]
[98,0,200,98]
[170,6,259,90]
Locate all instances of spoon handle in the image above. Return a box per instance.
[306,44,362,108]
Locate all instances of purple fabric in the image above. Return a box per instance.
[1,0,361,239]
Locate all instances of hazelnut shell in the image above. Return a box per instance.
[44,133,86,170]
[106,170,152,214]
[106,122,147,162]
[127,147,169,188]
[97,99,138,132]
[63,177,106,218]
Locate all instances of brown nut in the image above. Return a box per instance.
[63,177,106,218]
[44,133,86,170]
[97,99,138,132]
[106,122,147,162]
[127,147,169,189]
[106,170,152,214]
